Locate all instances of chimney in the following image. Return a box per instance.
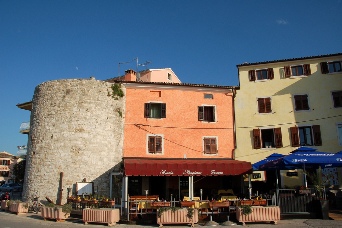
[124,69,136,81]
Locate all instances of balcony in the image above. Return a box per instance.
[17,146,27,156]
[19,122,30,134]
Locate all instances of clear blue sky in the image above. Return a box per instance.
[1,0,342,155]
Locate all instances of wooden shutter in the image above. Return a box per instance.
[274,128,283,148]
[265,98,271,113]
[302,95,309,110]
[144,103,150,118]
[303,64,311,76]
[268,68,274,79]
[294,95,309,110]
[210,138,217,154]
[290,126,300,147]
[253,129,261,149]
[198,106,204,120]
[148,136,155,153]
[258,98,265,113]
[284,66,291,78]
[320,62,329,74]
[155,136,163,153]
[161,103,166,118]
[249,70,256,81]
[312,125,322,146]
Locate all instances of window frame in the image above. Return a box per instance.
[252,128,283,149]
[293,94,310,111]
[257,97,272,113]
[203,136,218,155]
[147,134,164,154]
[337,123,342,146]
[321,61,342,74]
[284,64,311,78]
[332,91,342,108]
[249,68,274,81]
[290,125,322,147]
[144,102,166,119]
[198,105,216,122]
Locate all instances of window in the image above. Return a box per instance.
[294,94,310,111]
[0,171,9,177]
[257,97,272,113]
[337,124,342,146]
[321,61,342,74]
[144,103,166,118]
[203,137,217,154]
[284,64,311,77]
[332,91,342,108]
[1,160,10,165]
[148,135,163,154]
[167,73,172,80]
[204,93,213,99]
[253,128,283,149]
[290,125,322,147]
[198,106,215,122]
[248,68,274,81]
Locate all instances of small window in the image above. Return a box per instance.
[294,95,310,111]
[253,128,283,149]
[144,103,166,118]
[198,106,215,122]
[257,97,272,113]
[321,61,342,74]
[204,94,213,99]
[148,135,163,154]
[1,160,9,165]
[249,68,274,81]
[167,73,172,80]
[284,64,311,77]
[203,137,217,154]
[290,125,322,147]
[332,91,342,108]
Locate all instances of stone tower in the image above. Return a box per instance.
[23,78,124,204]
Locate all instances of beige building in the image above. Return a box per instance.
[235,53,342,188]
[0,151,22,184]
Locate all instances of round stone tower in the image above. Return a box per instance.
[23,78,124,204]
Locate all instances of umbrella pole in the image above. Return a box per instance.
[276,170,279,206]
[303,163,307,188]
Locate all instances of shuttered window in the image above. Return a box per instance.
[321,61,342,74]
[253,129,261,149]
[258,98,272,113]
[284,64,311,77]
[198,106,215,122]
[290,126,300,147]
[274,128,283,148]
[249,68,274,81]
[203,138,217,154]
[294,95,310,111]
[312,125,322,146]
[253,128,283,149]
[148,136,163,154]
[332,91,342,108]
[290,125,322,147]
[144,103,166,118]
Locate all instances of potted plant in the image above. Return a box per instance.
[41,202,72,221]
[8,200,29,214]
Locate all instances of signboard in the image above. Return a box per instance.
[286,172,298,177]
[244,171,266,182]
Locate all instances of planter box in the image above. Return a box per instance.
[9,202,28,215]
[180,201,195,208]
[157,208,198,227]
[1,200,8,211]
[151,201,171,207]
[41,207,70,222]
[236,206,280,226]
[83,208,120,227]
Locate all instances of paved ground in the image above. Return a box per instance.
[1,210,342,228]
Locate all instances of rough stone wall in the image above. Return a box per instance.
[22,78,125,204]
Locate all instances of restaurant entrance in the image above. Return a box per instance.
[149,176,166,200]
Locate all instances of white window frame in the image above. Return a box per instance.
[255,68,270,81]
[146,134,164,155]
[198,105,217,123]
[202,136,218,155]
[327,61,342,74]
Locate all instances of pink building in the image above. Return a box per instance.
[117,70,252,201]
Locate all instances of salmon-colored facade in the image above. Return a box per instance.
[122,82,235,159]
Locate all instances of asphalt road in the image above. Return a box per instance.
[1,211,342,228]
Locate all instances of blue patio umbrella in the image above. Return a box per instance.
[252,153,285,170]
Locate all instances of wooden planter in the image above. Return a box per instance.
[1,200,8,211]
[236,206,280,226]
[9,202,28,215]
[83,208,120,227]
[157,208,198,227]
[41,207,70,222]
[180,201,195,208]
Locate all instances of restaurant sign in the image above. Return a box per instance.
[159,169,225,176]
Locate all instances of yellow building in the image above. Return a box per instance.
[235,53,342,189]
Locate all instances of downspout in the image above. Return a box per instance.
[232,66,241,160]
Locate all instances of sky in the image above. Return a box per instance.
[1,0,342,155]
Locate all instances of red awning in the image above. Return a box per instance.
[124,158,252,176]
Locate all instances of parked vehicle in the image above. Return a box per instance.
[0,183,23,192]
[0,192,10,200]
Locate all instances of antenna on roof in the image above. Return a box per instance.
[134,57,152,81]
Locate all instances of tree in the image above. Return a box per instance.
[12,159,26,183]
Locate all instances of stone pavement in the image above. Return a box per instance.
[1,211,342,228]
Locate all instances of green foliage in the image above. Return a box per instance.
[61,203,72,214]
[111,83,124,100]
[12,159,26,183]
[186,207,194,219]
[240,205,252,215]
